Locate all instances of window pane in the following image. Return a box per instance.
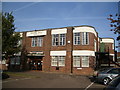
[74,33,80,45]
[82,32,89,45]
[82,56,89,67]
[60,34,66,46]
[37,37,43,47]
[59,56,65,66]
[32,37,35,47]
[52,34,59,46]
[73,56,80,67]
[51,56,57,66]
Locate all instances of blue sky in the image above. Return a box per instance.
[2,2,119,49]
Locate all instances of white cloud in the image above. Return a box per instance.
[13,2,38,12]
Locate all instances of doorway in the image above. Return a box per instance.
[31,60,42,70]
[28,56,43,71]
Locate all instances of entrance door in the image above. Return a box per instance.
[31,60,42,71]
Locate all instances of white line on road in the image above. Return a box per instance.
[1,78,31,83]
[84,82,94,90]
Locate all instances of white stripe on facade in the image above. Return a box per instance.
[72,50,95,56]
[51,28,67,34]
[26,30,47,37]
[73,27,97,37]
[50,51,66,56]
[100,38,114,43]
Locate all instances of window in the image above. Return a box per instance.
[94,39,97,52]
[52,34,66,46]
[81,56,89,67]
[59,56,65,66]
[51,56,57,66]
[60,34,66,46]
[51,56,65,66]
[73,33,80,45]
[108,69,120,74]
[73,56,80,67]
[32,37,43,47]
[37,37,43,47]
[82,32,89,45]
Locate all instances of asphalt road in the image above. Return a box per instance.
[2,71,106,89]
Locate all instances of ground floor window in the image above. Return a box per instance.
[73,56,89,67]
[81,56,89,67]
[10,56,20,65]
[73,56,80,67]
[51,56,65,66]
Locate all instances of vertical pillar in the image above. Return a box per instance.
[65,27,73,74]
[42,29,51,72]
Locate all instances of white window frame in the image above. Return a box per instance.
[52,34,66,46]
[73,33,81,45]
[31,37,43,47]
[82,32,89,45]
[59,34,66,46]
[81,56,89,67]
[51,56,58,66]
[51,56,65,66]
[37,37,43,47]
[94,39,97,52]
[58,56,65,66]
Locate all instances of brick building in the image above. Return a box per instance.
[16,25,115,75]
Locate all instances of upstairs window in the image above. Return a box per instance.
[52,34,66,46]
[82,32,89,45]
[73,33,81,45]
[32,37,43,47]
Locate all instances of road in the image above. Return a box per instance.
[2,71,105,89]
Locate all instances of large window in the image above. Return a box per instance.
[82,32,89,45]
[52,34,66,46]
[51,56,65,66]
[32,37,43,47]
[73,33,81,45]
[73,56,89,67]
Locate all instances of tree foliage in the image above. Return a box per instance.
[2,12,21,59]
[107,14,120,40]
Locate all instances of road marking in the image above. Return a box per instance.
[84,82,94,90]
[2,78,31,83]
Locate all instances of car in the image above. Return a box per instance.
[95,68,120,85]
[104,75,120,90]
[0,70,9,80]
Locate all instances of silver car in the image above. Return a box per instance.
[95,68,120,85]
[105,75,120,90]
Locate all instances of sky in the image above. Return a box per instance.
[2,1,120,50]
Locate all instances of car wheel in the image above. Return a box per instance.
[103,78,111,85]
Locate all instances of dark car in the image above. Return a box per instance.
[95,68,120,85]
[104,75,120,90]
[0,70,9,80]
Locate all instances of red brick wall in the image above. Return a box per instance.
[22,26,105,75]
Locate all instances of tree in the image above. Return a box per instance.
[2,12,21,60]
[107,14,120,40]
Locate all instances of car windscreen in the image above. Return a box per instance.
[108,76,120,87]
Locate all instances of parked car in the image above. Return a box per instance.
[104,75,120,90]
[95,68,120,85]
[0,70,9,80]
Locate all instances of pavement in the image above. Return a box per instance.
[2,71,106,89]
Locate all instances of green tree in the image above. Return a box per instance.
[2,12,21,60]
